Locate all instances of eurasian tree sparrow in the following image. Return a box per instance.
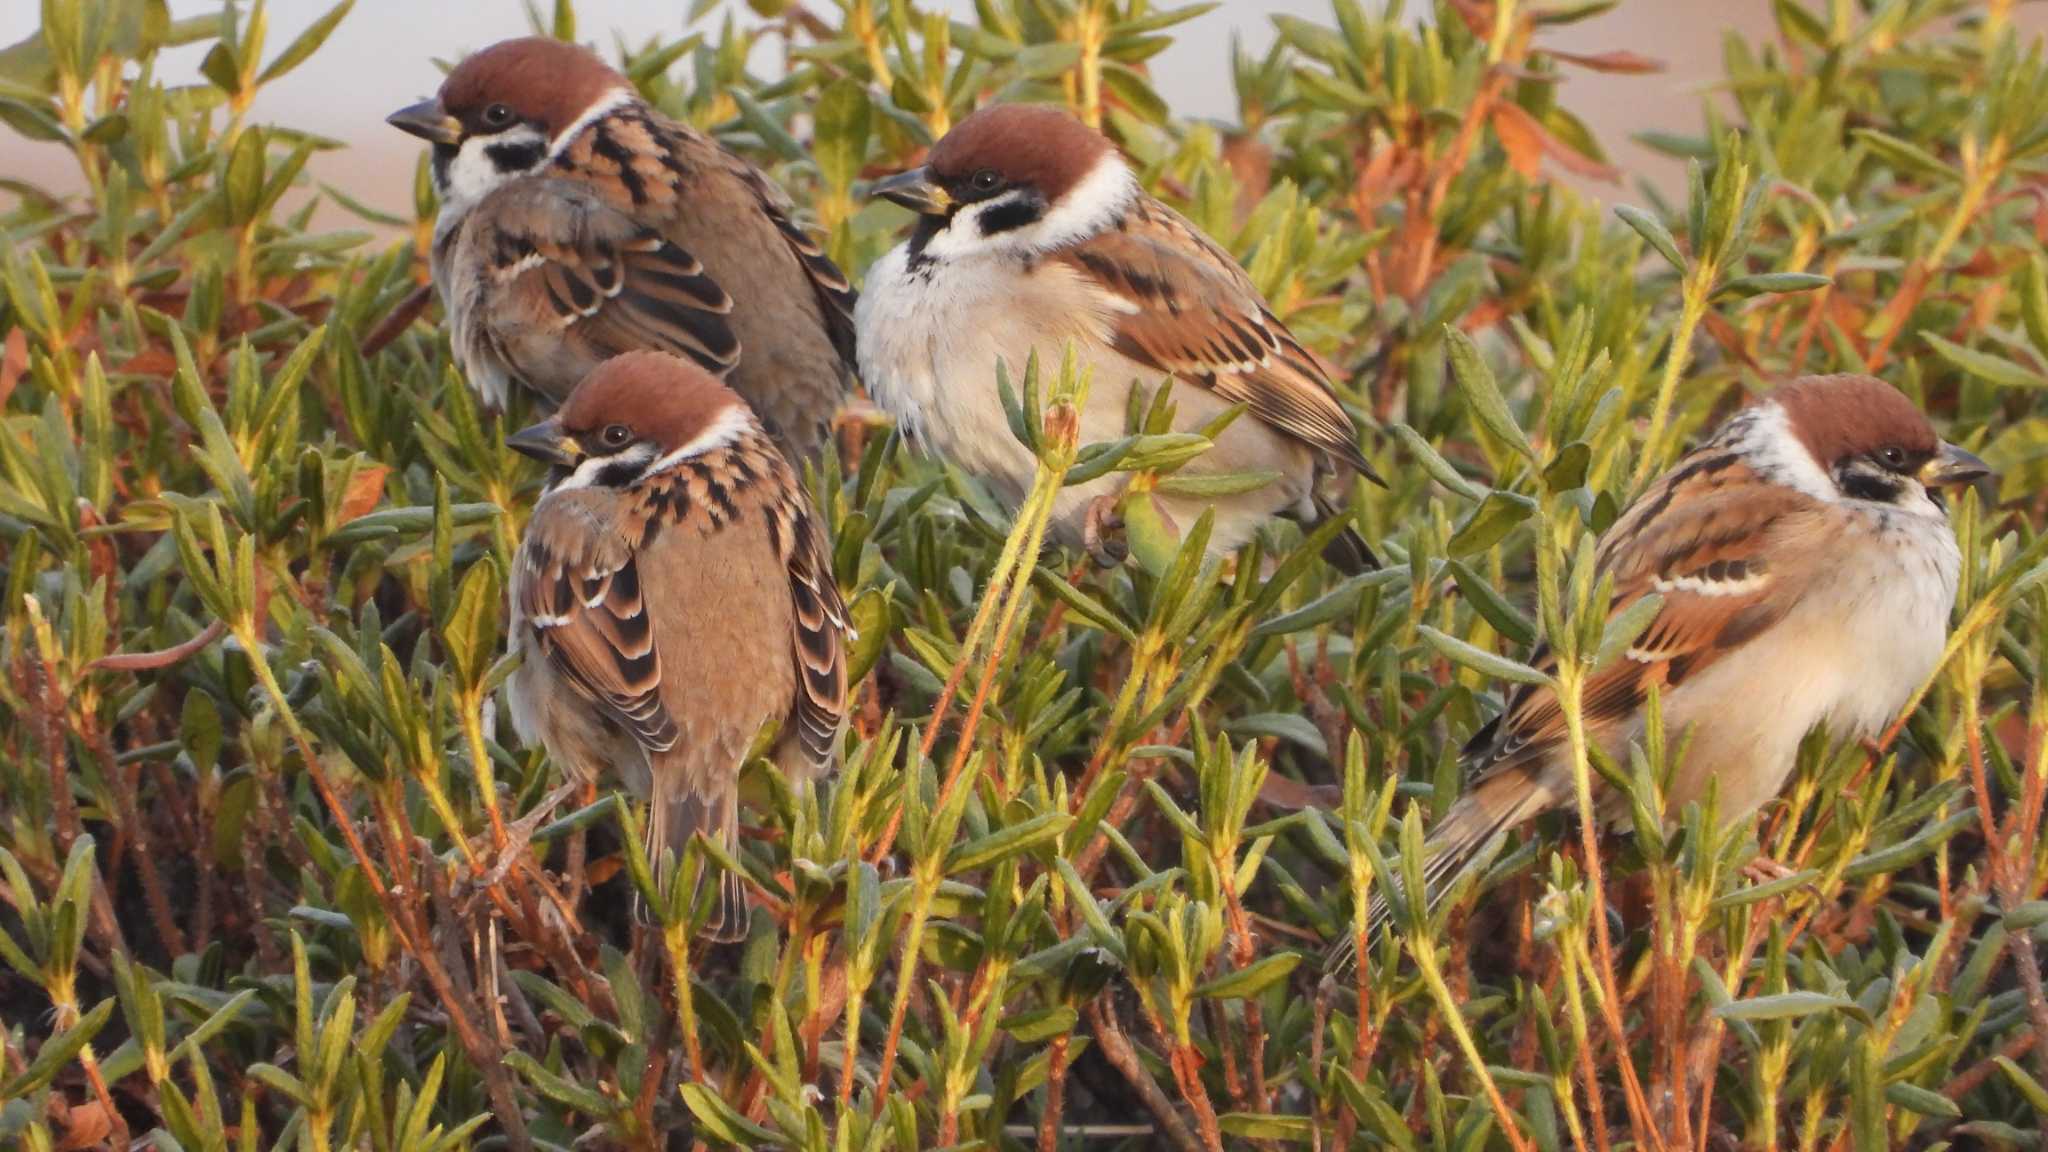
[1335,374,1989,964]
[505,351,848,940]
[855,104,1379,567]
[390,37,856,464]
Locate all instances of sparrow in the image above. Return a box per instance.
[504,350,849,940]
[388,37,857,464]
[1332,374,1990,967]
[854,103,1379,568]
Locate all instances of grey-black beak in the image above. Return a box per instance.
[868,167,951,216]
[387,98,461,146]
[1920,442,1994,490]
[507,418,580,468]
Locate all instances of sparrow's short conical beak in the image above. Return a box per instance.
[507,418,580,468]
[1920,441,1994,490]
[869,167,950,216]
[387,99,461,146]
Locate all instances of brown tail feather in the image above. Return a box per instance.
[1324,773,1554,976]
[649,783,749,943]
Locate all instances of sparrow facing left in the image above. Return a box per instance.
[855,104,1379,568]
[1332,374,1990,967]
[505,351,848,940]
[390,37,856,464]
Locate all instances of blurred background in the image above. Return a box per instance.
[0,1,2032,219]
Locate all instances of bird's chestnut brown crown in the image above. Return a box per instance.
[557,351,749,458]
[924,104,1114,206]
[1774,374,1938,475]
[438,37,626,142]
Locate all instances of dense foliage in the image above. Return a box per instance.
[4,0,2048,1148]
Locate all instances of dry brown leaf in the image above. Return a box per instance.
[1546,48,1666,74]
[1490,102,1548,180]
[56,1097,113,1152]
[0,326,26,410]
[337,463,392,526]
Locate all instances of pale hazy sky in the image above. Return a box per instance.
[2,1,1998,217]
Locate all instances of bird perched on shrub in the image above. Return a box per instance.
[388,37,856,464]
[855,103,1378,569]
[504,351,848,940]
[1331,373,1990,970]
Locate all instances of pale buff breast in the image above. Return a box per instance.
[1588,504,1959,826]
[857,246,1315,555]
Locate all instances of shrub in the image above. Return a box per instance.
[2,0,2047,1149]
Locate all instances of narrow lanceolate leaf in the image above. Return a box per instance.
[1924,333,2048,389]
[1,998,113,1098]
[1194,952,1301,999]
[1443,327,1537,462]
[1851,127,1959,181]
[1712,992,1866,1024]
[1615,203,1686,271]
[1419,625,1550,686]
[1714,271,1831,298]
[1594,593,1663,667]
[947,812,1072,875]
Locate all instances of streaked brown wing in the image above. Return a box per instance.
[480,179,740,377]
[778,499,849,771]
[1056,202,1372,474]
[1463,455,1824,782]
[517,504,678,753]
[720,152,859,369]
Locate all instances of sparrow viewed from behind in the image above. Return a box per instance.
[1331,374,1990,969]
[390,37,856,463]
[855,103,1379,568]
[505,351,849,941]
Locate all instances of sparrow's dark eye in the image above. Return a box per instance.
[970,168,1002,192]
[1877,445,1908,470]
[482,103,516,129]
[600,424,632,449]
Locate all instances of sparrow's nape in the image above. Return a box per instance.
[507,419,581,468]
[868,167,950,216]
[387,99,461,145]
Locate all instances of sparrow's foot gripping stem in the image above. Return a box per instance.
[1084,492,1129,568]
[1740,856,1800,887]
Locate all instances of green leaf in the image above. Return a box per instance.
[1224,712,1329,757]
[947,812,1071,875]
[258,0,353,84]
[0,998,113,1098]
[1419,625,1550,686]
[1443,327,1537,462]
[1615,204,1686,271]
[811,78,871,193]
[1447,490,1536,557]
[1194,952,1301,999]
[1852,128,1958,181]
[1219,1112,1315,1141]
[1000,1005,1077,1043]
[1995,1055,2048,1114]
[680,1082,783,1146]
[1924,333,2048,390]
[1714,271,1831,298]
[1711,991,1865,1023]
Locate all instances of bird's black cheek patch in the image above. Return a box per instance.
[979,198,1045,236]
[1838,468,1904,504]
[486,138,547,174]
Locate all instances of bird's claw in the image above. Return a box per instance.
[1741,856,1798,886]
[1084,493,1128,568]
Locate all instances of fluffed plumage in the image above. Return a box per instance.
[856,103,1378,568]
[391,37,856,463]
[505,351,848,940]
[1330,374,1989,970]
